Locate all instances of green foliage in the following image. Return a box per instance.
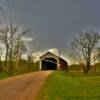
[0,61,39,79]
[37,71,100,100]
[69,64,83,72]
[0,72,9,79]
[92,63,100,72]
[69,63,100,73]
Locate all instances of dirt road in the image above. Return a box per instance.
[0,71,52,100]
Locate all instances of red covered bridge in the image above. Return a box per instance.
[39,51,68,70]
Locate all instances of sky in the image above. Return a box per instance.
[0,0,100,60]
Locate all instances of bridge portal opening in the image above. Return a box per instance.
[42,58,57,70]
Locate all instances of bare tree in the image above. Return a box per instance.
[0,23,30,73]
[71,31,100,73]
[91,48,100,64]
[0,48,2,72]
[8,24,30,73]
[14,37,27,71]
[0,26,10,71]
[91,47,100,72]
[97,47,100,62]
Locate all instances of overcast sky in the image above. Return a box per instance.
[0,0,100,54]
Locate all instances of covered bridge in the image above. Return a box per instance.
[39,51,68,70]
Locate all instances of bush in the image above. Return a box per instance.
[0,60,40,79]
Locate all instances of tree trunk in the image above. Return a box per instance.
[15,37,20,72]
[4,48,8,72]
[87,61,90,72]
[9,48,13,74]
[83,65,87,74]
[9,56,13,74]
[83,61,91,74]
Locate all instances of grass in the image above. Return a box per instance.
[37,71,100,100]
[0,72,9,79]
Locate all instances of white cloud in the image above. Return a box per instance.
[22,37,33,41]
[32,51,45,62]
[21,54,28,60]
[48,48,59,56]
[0,43,6,55]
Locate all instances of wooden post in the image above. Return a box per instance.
[57,49,60,70]
[39,59,42,70]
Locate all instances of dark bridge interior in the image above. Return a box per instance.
[42,58,57,70]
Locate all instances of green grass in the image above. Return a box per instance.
[0,72,9,79]
[37,71,100,100]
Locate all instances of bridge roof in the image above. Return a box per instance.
[40,51,67,63]
[40,51,59,59]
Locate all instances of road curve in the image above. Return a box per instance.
[0,71,52,100]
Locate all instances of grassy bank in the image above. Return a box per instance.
[37,71,100,100]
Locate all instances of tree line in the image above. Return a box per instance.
[0,23,37,74]
[0,24,100,75]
